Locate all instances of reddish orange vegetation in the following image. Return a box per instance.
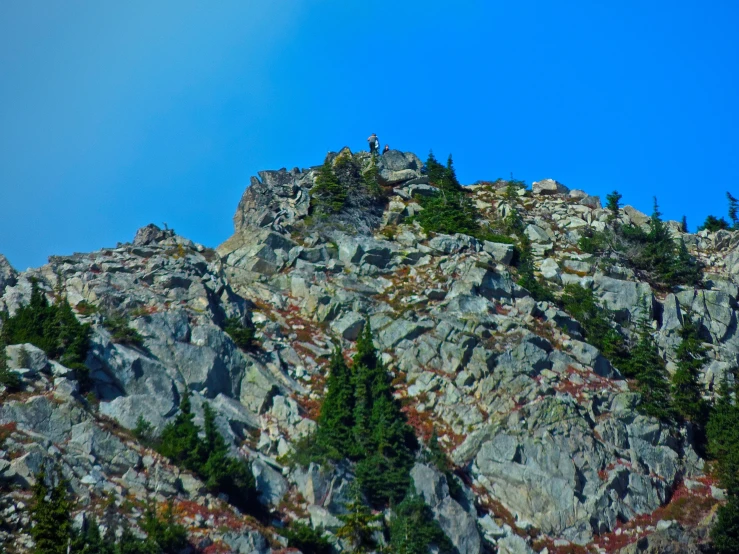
[0,422,18,443]
[297,395,321,421]
[402,404,436,442]
[494,303,511,315]
[202,542,233,554]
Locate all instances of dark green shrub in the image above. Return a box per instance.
[363,155,383,199]
[516,235,555,303]
[414,153,486,240]
[560,284,627,363]
[102,313,144,346]
[132,416,154,444]
[282,522,332,554]
[223,317,256,351]
[585,198,702,289]
[699,215,730,232]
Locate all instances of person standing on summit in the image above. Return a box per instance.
[367,133,379,155]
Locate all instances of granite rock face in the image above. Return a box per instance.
[0,150,732,553]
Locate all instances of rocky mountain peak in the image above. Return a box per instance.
[0,148,736,553]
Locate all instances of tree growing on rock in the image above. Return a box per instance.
[0,280,90,387]
[671,317,709,426]
[29,470,72,554]
[623,311,673,420]
[388,493,452,554]
[707,377,739,552]
[157,391,258,514]
[297,322,418,507]
[311,157,347,215]
[336,483,380,554]
[351,322,418,506]
[316,347,355,459]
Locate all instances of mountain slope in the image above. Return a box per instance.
[0,148,734,553]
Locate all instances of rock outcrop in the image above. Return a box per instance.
[0,149,731,553]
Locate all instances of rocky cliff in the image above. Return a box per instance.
[0,148,733,553]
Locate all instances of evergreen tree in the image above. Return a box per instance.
[0,280,90,387]
[388,493,452,554]
[606,190,622,221]
[157,389,203,472]
[516,235,555,303]
[424,151,446,186]
[681,215,688,233]
[712,494,739,554]
[707,376,739,493]
[336,484,379,554]
[442,155,461,192]
[708,375,739,552]
[29,470,72,554]
[114,526,155,554]
[728,192,739,228]
[671,318,709,425]
[699,215,730,233]
[560,284,627,365]
[71,516,113,554]
[622,311,673,420]
[621,198,702,288]
[414,151,485,239]
[317,347,355,459]
[140,500,188,554]
[311,158,347,214]
[350,322,417,505]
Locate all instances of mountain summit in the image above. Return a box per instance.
[0,148,736,553]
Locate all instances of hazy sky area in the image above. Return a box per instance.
[1,1,738,270]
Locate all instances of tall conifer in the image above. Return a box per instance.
[317,347,355,458]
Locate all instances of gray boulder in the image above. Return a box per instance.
[593,273,653,323]
[411,463,481,554]
[378,318,434,349]
[331,311,365,341]
[5,343,49,375]
[222,531,271,554]
[532,179,568,196]
[0,254,17,294]
[377,151,423,185]
[99,394,172,433]
[133,224,174,246]
[251,458,288,506]
[568,340,617,378]
[483,241,515,264]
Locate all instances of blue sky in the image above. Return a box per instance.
[1,1,737,270]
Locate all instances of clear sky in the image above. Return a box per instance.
[1,1,737,270]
